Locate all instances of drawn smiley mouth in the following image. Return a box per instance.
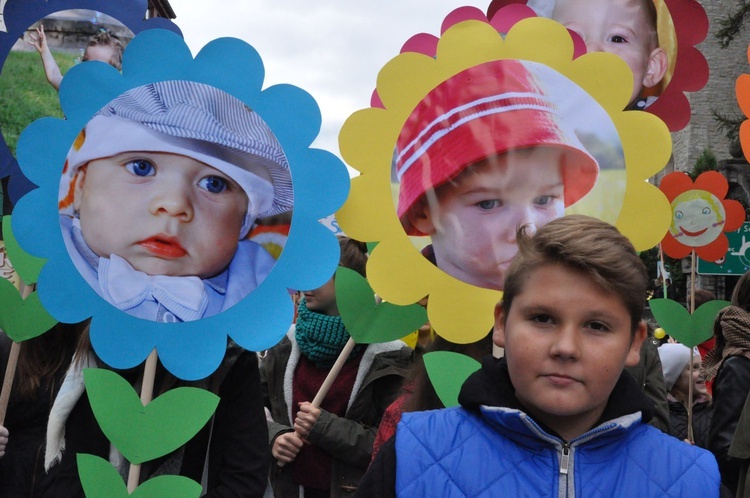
[679,226,708,237]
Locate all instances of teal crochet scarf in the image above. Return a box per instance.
[295,298,359,367]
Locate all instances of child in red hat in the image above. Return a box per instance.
[396,58,600,291]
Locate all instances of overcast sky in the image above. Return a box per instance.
[168,0,491,163]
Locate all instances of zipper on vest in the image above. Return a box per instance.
[560,443,571,475]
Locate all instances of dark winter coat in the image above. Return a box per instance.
[31,346,270,497]
[709,355,750,496]
[668,398,713,449]
[261,328,412,498]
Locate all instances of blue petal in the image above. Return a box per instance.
[11,28,350,380]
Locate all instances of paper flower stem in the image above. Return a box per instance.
[687,249,696,443]
[688,347,695,444]
[0,282,34,424]
[0,341,21,425]
[127,348,159,492]
[278,337,356,468]
[658,243,668,299]
[311,337,356,407]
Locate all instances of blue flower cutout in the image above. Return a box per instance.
[0,0,181,202]
[12,29,350,380]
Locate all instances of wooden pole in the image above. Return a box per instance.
[0,341,21,425]
[658,244,668,298]
[311,338,356,407]
[0,282,34,425]
[127,349,159,492]
[687,250,696,444]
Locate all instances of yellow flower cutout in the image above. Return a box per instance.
[336,18,672,343]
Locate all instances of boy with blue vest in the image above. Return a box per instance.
[356,215,720,497]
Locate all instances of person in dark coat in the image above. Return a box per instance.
[0,322,83,497]
[706,270,750,496]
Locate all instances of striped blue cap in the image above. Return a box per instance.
[67,80,293,233]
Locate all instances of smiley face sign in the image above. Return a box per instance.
[660,171,745,262]
[669,190,726,248]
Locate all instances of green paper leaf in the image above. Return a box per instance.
[0,277,57,342]
[335,266,428,344]
[650,298,730,347]
[77,454,202,498]
[130,475,202,498]
[365,241,378,255]
[2,215,46,285]
[84,369,220,464]
[77,454,129,498]
[424,352,481,408]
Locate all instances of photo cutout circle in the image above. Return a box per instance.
[12,29,350,380]
[485,0,709,132]
[336,17,672,343]
[0,0,180,202]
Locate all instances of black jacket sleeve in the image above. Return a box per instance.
[353,436,397,498]
[709,356,750,495]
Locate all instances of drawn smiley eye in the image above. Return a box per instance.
[675,211,683,219]
[702,207,711,215]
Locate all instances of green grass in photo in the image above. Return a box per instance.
[0,50,77,155]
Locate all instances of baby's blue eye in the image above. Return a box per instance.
[199,176,228,194]
[534,195,554,206]
[477,199,501,210]
[608,35,627,44]
[125,159,155,177]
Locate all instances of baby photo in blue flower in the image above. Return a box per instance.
[58,81,294,323]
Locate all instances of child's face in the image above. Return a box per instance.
[673,356,708,399]
[409,148,565,291]
[83,44,117,66]
[73,151,248,278]
[493,263,646,441]
[552,0,666,105]
[302,277,339,316]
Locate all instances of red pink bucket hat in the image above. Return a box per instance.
[396,59,599,236]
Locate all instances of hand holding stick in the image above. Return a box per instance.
[276,337,356,467]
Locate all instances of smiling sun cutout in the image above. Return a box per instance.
[336,17,672,343]
[660,171,744,262]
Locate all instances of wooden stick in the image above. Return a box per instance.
[687,346,695,444]
[687,250,697,444]
[278,337,356,467]
[658,244,668,298]
[0,341,21,425]
[127,349,159,492]
[312,337,356,407]
[0,282,35,425]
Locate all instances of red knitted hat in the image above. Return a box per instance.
[396,59,599,236]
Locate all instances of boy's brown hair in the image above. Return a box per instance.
[501,215,647,332]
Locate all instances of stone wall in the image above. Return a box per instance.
[12,10,133,53]
[671,0,750,173]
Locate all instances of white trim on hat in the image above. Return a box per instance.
[396,91,556,181]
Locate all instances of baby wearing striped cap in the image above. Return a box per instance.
[396,59,600,291]
[60,80,293,322]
